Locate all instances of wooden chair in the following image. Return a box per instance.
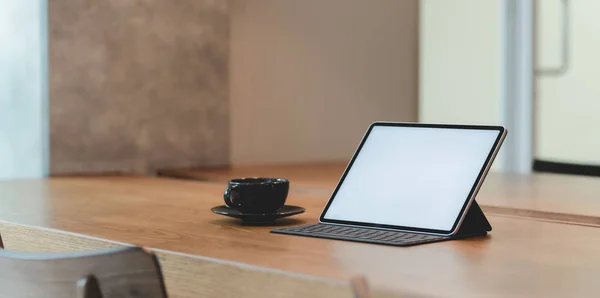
[0,233,168,298]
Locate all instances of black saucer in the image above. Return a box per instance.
[211,205,305,224]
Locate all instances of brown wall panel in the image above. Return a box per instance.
[49,0,229,174]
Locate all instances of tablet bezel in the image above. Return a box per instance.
[318,122,507,236]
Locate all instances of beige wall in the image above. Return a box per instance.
[230,0,419,165]
[419,0,502,126]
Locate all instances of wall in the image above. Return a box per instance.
[419,0,502,125]
[0,0,48,180]
[229,0,419,165]
[49,0,229,175]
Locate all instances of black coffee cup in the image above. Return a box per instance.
[224,178,289,213]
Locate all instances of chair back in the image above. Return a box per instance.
[0,233,167,298]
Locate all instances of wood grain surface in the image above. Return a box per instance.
[158,162,600,225]
[2,176,600,297]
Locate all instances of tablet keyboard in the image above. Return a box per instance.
[271,224,449,246]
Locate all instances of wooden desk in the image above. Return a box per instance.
[2,176,600,297]
[159,163,600,226]
[157,162,346,193]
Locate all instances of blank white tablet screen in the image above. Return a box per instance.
[323,125,500,231]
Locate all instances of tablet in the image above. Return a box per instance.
[319,122,506,236]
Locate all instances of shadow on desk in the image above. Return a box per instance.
[210,218,307,227]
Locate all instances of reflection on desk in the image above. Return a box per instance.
[1,176,600,297]
[158,163,600,226]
